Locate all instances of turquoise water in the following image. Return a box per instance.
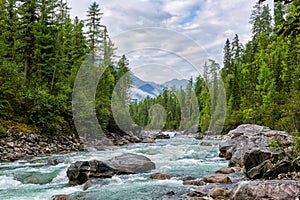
[0,135,227,200]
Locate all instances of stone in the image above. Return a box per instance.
[165,191,175,196]
[230,180,300,200]
[150,173,175,180]
[263,157,294,179]
[211,188,228,199]
[81,178,111,191]
[141,138,155,143]
[115,140,124,146]
[47,158,67,166]
[67,153,155,185]
[243,149,273,172]
[153,132,170,139]
[199,142,213,146]
[203,174,232,184]
[14,171,57,184]
[219,124,292,168]
[246,160,273,179]
[184,125,201,135]
[50,195,72,200]
[183,180,205,186]
[215,167,234,174]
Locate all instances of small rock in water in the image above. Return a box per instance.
[150,173,176,180]
[182,176,196,181]
[203,174,232,184]
[141,138,155,143]
[165,191,175,196]
[50,194,72,200]
[199,142,213,146]
[215,167,234,174]
[183,180,206,186]
[211,187,228,198]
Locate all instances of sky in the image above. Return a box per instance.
[67,0,273,84]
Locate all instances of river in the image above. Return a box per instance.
[0,133,227,200]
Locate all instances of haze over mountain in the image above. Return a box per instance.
[130,74,189,101]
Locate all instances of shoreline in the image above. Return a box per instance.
[0,131,85,162]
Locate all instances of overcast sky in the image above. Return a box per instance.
[67,0,273,83]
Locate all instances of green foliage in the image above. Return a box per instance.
[0,1,131,137]
[269,139,283,151]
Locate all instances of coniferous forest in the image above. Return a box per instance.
[130,0,300,135]
[1,0,300,138]
[0,1,131,136]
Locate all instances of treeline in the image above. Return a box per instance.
[0,1,131,135]
[130,0,300,134]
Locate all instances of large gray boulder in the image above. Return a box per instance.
[219,124,292,168]
[67,153,155,185]
[230,180,300,199]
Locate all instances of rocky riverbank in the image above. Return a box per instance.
[0,131,85,162]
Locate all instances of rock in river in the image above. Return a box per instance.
[230,180,300,200]
[67,153,155,185]
[219,124,292,168]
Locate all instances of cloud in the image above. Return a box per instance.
[68,0,273,82]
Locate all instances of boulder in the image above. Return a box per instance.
[199,142,213,146]
[183,180,206,186]
[153,132,170,139]
[219,124,292,168]
[215,167,234,174]
[47,158,67,166]
[150,173,175,180]
[243,149,274,172]
[67,153,155,185]
[184,125,201,135]
[211,187,228,199]
[230,180,300,200]
[141,138,155,143]
[246,160,273,179]
[14,171,58,184]
[263,157,294,179]
[50,195,72,200]
[203,174,232,184]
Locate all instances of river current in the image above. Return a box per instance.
[0,133,227,200]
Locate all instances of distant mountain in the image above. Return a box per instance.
[163,78,189,89]
[130,74,163,101]
[130,74,189,101]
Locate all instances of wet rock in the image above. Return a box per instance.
[150,173,175,180]
[215,167,234,174]
[184,125,201,135]
[67,153,155,185]
[153,132,170,139]
[47,158,67,166]
[199,142,213,146]
[230,180,300,200]
[219,124,292,168]
[183,180,206,186]
[246,160,273,179]
[243,149,274,172]
[183,176,196,181]
[115,140,124,146]
[81,178,111,190]
[211,188,228,199]
[263,157,295,179]
[141,138,155,143]
[165,191,175,196]
[14,171,57,184]
[203,174,232,184]
[187,190,210,199]
[50,194,72,200]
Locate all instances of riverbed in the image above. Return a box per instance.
[0,134,227,200]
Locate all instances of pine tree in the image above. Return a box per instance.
[85,1,104,61]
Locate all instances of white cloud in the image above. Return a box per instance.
[68,0,274,83]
